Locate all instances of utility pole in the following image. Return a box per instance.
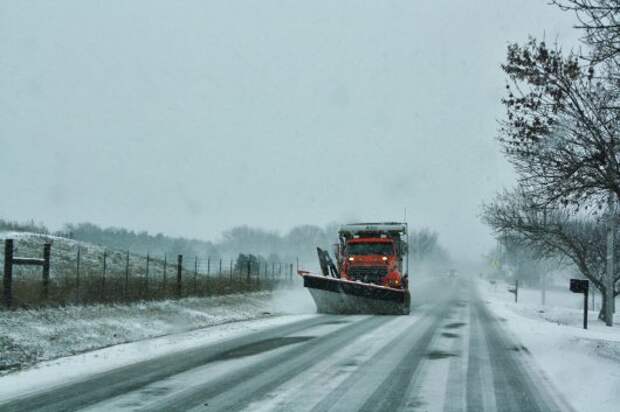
[541,208,547,306]
[605,191,615,326]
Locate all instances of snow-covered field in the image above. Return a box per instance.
[0,290,306,374]
[478,279,620,412]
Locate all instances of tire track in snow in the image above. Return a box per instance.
[238,279,458,412]
[474,299,565,412]
[442,298,470,412]
[466,293,499,412]
[405,294,471,412]
[237,315,420,412]
[142,316,387,411]
[307,288,458,412]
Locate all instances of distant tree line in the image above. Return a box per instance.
[61,222,219,260]
[1,219,450,272]
[58,222,340,264]
[409,228,450,265]
[0,219,49,234]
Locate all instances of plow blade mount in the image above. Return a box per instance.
[303,274,410,315]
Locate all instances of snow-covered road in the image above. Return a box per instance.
[0,278,573,411]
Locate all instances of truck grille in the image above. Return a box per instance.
[348,266,388,284]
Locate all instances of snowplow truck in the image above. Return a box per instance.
[299,222,410,315]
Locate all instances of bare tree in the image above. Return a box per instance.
[500,39,620,208]
[553,0,620,67]
[482,189,620,322]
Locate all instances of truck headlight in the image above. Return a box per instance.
[389,279,400,287]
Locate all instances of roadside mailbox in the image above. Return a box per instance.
[570,279,588,293]
[569,278,589,329]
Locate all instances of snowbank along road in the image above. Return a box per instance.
[0,278,573,412]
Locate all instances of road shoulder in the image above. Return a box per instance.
[477,279,620,412]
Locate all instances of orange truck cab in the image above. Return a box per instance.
[335,223,409,290]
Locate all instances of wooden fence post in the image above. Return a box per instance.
[176,254,183,298]
[193,256,198,295]
[76,247,81,303]
[256,262,260,286]
[42,243,51,301]
[145,253,150,298]
[124,250,130,300]
[4,239,52,307]
[163,254,167,294]
[3,239,14,308]
[102,251,107,298]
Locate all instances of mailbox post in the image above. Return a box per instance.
[508,280,519,303]
[570,279,589,329]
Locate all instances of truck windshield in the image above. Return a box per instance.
[347,243,394,256]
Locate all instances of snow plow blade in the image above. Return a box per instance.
[302,273,410,315]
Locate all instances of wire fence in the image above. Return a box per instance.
[1,238,296,309]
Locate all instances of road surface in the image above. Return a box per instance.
[0,278,572,412]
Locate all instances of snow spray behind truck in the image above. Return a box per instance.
[299,222,410,315]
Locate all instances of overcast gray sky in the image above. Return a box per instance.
[0,1,580,260]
